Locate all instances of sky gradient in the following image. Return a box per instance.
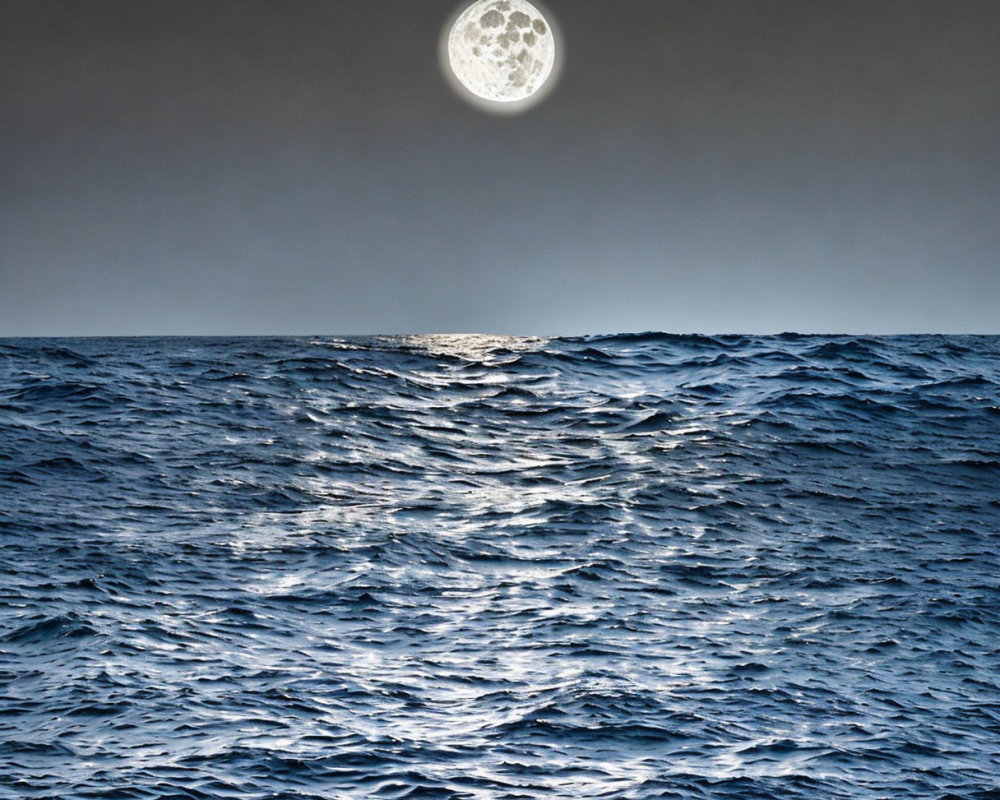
[2,0,998,336]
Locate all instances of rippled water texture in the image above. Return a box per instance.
[2,334,1000,799]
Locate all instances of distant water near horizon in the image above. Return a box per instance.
[2,333,999,799]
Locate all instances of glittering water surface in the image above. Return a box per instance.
[2,334,999,799]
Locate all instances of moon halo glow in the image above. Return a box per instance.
[440,0,562,114]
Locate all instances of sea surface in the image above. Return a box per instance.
[2,333,999,800]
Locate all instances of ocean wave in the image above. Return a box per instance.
[1,334,998,799]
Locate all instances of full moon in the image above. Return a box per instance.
[443,0,560,113]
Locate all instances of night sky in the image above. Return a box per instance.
[2,0,998,336]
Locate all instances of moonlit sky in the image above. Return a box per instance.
[2,0,998,336]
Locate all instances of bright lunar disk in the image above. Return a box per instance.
[445,0,558,111]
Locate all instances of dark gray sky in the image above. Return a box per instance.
[2,0,998,335]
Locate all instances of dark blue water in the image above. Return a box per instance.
[2,334,999,799]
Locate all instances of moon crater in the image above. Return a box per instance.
[443,0,559,112]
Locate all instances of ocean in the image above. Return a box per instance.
[1,333,999,799]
